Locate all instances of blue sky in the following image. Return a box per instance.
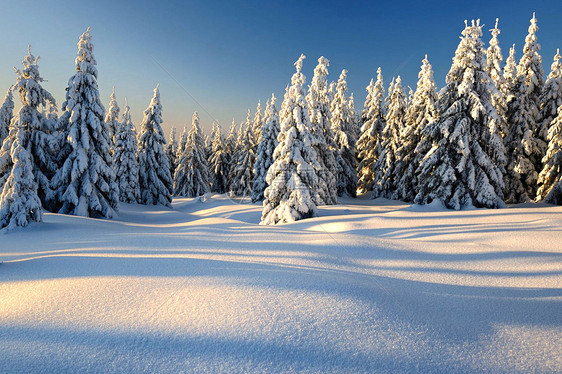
[1,1,561,135]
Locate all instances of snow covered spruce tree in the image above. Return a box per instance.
[0,87,14,144]
[105,86,120,153]
[415,20,506,210]
[209,123,229,194]
[357,68,386,194]
[372,76,407,199]
[252,94,280,202]
[395,56,438,202]
[503,45,545,203]
[50,28,119,217]
[165,127,178,179]
[518,12,546,167]
[0,122,42,230]
[261,54,319,225]
[486,18,508,138]
[0,47,58,212]
[222,119,237,192]
[173,111,211,197]
[253,100,263,144]
[229,110,255,198]
[331,69,357,197]
[536,105,562,204]
[538,49,562,144]
[137,85,173,207]
[113,99,140,203]
[305,56,338,205]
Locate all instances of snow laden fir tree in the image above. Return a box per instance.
[229,110,255,198]
[51,28,119,218]
[536,105,562,204]
[0,87,14,144]
[261,54,319,225]
[173,111,211,197]
[105,86,120,153]
[251,94,279,202]
[209,123,229,194]
[113,99,140,203]
[415,20,505,210]
[137,85,173,207]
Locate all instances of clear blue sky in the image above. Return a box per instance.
[1,1,561,135]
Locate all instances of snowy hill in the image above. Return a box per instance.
[1,194,561,373]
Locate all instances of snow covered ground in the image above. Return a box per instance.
[1,194,561,373]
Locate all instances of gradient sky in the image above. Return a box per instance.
[1,1,561,136]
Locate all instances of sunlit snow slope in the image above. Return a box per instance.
[1,194,561,373]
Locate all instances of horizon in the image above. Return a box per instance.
[1,1,562,136]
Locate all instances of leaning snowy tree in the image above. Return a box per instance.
[415,20,506,210]
[50,28,119,217]
[229,110,256,198]
[137,85,173,207]
[0,47,58,212]
[503,44,545,203]
[538,49,562,144]
[0,86,14,144]
[536,104,562,205]
[252,94,280,202]
[357,67,386,194]
[113,99,140,203]
[173,111,211,197]
[373,76,407,199]
[105,86,120,153]
[306,56,338,205]
[209,123,229,194]
[395,56,438,202]
[261,54,319,225]
[331,69,357,197]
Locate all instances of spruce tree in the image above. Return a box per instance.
[105,86,120,153]
[0,87,14,144]
[395,56,438,202]
[209,123,229,194]
[229,110,255,198]
[538,49,562,144]
[253,100,263,144]
[261,54,319,225]
[252,94,280,202]
[536,105,562,204]
[137,85,173,207]
[173,111,211,197]
[222,119,237,192]
[306,56,338,205]
[486,18,508,138]
[331,69,357,197]
[415,20,505,210]
[165,127,178,179]
[373,76,407,199]
[50,28,119,218]
[357,68,386,194]
[113,99,140,203]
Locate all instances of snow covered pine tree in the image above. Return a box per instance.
[113,98,140,203]
[229,110,256,198]
[536,104,562,205]
[0,86,14,145]
[261,54,319,225]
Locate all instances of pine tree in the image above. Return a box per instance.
[373,76,407,199]
[518,12,546,169]
[137,85,173,207]
[331,69,357,197]
[165,127,178,178]
[50,29,119,218]
[173,111,211,197]
[536,105,562,204]
[486,18,508,138]
[0,87,14,144]
[306,56,338,205]
[0,122,42,230]
[504,44,545,203]
[229,110,255,198]
[261,54,319,225]
[209,123,229,194]
[105,86,120,153]
[395,56,438,202]
[415,20,505,210]
[538,49,562,144]
[0,47,58,212]
[113,99,140,203]
[177,125,188,158]
[222,119,237,192]
[252,94,280,202]
[253,100,263,144]
[357,68,386,194]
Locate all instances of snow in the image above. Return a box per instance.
[1,194,561,373]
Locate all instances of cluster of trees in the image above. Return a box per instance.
[1,14,562,229]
